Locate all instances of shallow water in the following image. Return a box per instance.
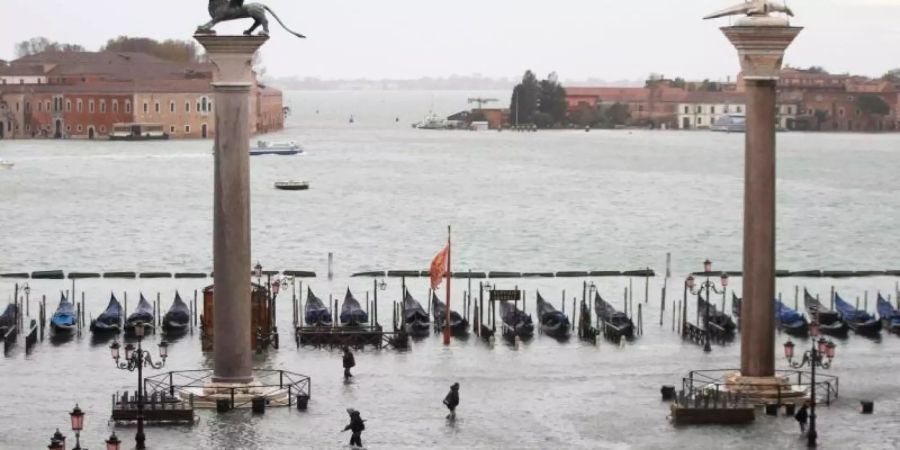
[1,90,899,449]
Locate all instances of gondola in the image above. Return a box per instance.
[90,294,123,334]
[340,289,368,326]
[162,292,191,333]
[0,303,18,334]
[402,291,431,337]
[732,293,742,319]
[125,294,155,335]
[697,294,737,334]
[499,301,534,339]
[876,294,900,334]
[50,294,78,334]
[594,292,634,339]
[804,290,848,336]
[304,288,333,327]
[536,292,570,338]
[775,298,808,337]
[833,292,882,336]
[431,293,468,336]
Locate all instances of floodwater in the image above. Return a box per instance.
[1,90,899,449]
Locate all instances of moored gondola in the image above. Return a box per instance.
[697,294,737,334]
[536,292,570,339]
[304,287,333,327]
[90,294,123,334]
[775,298,808,337]
[0,303,18,334]
[594,292,634,339]
[162,292,191,334]
[340,289,369,326]
[402,291,431,337]
[499,301,534,339]
[804,290,848,337]
[50,294,77,334]
[732,293,742,319]
[834,292,882,336]
[876,294,900,334]
[125,294,155,335]
[431,293,468,336]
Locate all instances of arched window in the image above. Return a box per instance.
[155,101,160,113]
[185,101,191,113]
[89,100,95,113]
[77,99,83,113]
[112,100,119,113]
[201,97,208,112]
[125,101,132,113]
[143,102,149,113]
[66,100,72,112]
[170,101,175,113]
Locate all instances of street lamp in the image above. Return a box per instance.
[48,429,65,450]
[109,322,168,449]
[686,260,728,352]
[69,404,85,450]
[23,283,31,316]
[105,432,121,450]
[378,279,387,291]
[784,323,837,448]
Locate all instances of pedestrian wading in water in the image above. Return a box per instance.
[343,346,355,379]
[443,382,460,419]
[343,408,366,447]
[795,402,809,436]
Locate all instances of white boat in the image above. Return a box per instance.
[109,123,169,141]
[413,112,448,130]
[710,114,746,133]
[250,140,304,156]
[0,160,13,170]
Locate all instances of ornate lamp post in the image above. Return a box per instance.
[48,429,65,450]
[23,283,31,317]
[69,404,85,450]
[784,322,836,448]
[254,262,263,287]
[378,279,387,291]
[686,260,729,352]
[109,323,168,449]
[105,432,121,450]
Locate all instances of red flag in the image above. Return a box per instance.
[430,244,449,290]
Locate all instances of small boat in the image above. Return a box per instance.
[162,292,191,333]
[697,294,737,334]
[304,288,333,327]
[0,160,14,170]
[109,123,169,141]
[710,114,746,133]
[0,303,18,334]
[413,112,448,130]
[876,294,900,334]
[536,292,570,338]
[90,294,123,334]
[834,292,882,336]
[804,290,848,337]
[250,140,303,156]
[125,294,155,334]
[340,289,368,326]
[431,293,468,336]
[775,298,808,337]
[594,292,634,339]
[499,301,534,339]
[402,291,431,337]
[274,181,309,191]
[50,294,78,334]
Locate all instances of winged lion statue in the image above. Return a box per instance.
[197,0,306,38]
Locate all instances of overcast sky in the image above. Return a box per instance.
[2,0,898,81]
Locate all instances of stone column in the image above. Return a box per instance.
[195,35,268,384]
[721,22,801,378]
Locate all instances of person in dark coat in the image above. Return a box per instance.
[342,408,366,447]
[443,382,460,419]
[342,346,355,379]
[795,402,809,435]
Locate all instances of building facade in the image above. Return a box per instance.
[676,92,799,130]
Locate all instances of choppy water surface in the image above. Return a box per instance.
[1,90,899,449]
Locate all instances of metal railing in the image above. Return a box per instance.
[144,369,311,410]
[683,368,839,406]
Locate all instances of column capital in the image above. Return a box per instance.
[194,34,269,84]
[721,25,802,81]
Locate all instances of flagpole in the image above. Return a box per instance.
[444,225,452,345]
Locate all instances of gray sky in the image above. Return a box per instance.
[2,0,898,81]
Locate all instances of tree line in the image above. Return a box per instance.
[509,70,631,129]
[13,36,200,64]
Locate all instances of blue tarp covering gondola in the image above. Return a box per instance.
[340,289,368,326]
[91,294,123,333]
[403,291,430,336]
[594,292,634,338]
[536,292,570,338]
[876,294,900,333]
[163,292,191,332]
[774,298,808,336]
[51,294,77,332]
[304,288,333,327]
[431,293,468,335]
[834,292,882,335]
[126,294,155,333]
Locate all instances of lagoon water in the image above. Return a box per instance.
[1,90,899,449]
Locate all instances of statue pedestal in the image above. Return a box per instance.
[724,373,807,405]
[194,34,268,384]
[184,380,291,409]
[719,23,801,379]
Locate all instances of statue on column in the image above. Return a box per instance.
[704,0,794,20]
[197,0,306,38]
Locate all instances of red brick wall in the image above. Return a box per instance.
[62,93,134,137]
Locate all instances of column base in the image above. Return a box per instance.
[182,379,291,409]
[725,373,806,405]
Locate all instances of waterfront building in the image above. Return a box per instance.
[0,51,284,139]
[565,84,687,129]
[676,91,800,130]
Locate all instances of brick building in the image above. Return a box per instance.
[0,51,284,140]
[566,83,689,128]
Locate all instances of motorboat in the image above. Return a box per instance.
[413,112,449,130]
[274,181,309,191]
[250,140,304,156]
